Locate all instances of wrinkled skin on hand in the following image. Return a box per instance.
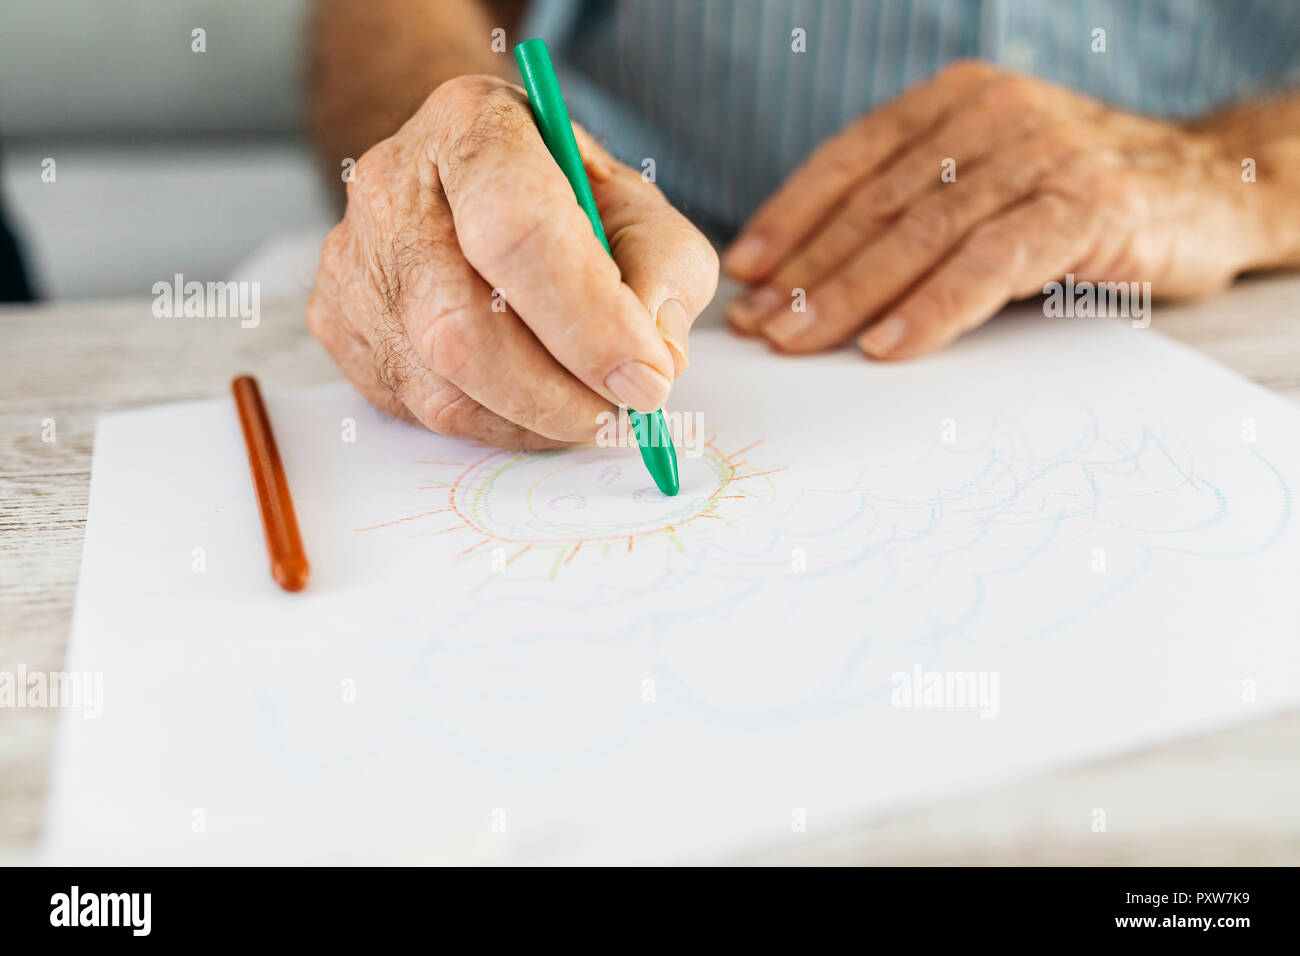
[309,74,718,449]
[724,61,1267,359]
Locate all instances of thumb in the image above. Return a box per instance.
[575,127,719,377]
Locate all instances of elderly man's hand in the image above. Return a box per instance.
[722,60,1269,359]
[309,75,717,449]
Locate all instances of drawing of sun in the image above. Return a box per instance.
[357,437,784,576]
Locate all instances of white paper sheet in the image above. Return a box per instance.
[44,314,1300,864]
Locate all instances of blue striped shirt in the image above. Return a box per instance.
[520,0,1300,232]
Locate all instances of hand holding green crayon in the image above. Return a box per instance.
[307,60,715,464]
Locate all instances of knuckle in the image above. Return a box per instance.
[540,412,599,443]
[413,303,479,380]
[897,199,957,252]
[1033,191,1083,226]
[937,58,996,86]
[526,390,604,442]
[989,74,1046,110]
[778,223,856,285]
[308,234,362,353]
[854,174,909,217]
[444,85,532,172]
[426,390,482,439]
[344,143,393,211]
[430,73,485,106]
[697,230,722,281]
[317,224,348,273]
[427,74,505,128]
[780,250,827,287]
[808,136,862,182]
[305,289,337,345]
[668,222,721,301]
[812,280,865,325]
[987,155,1048,196]
[497,396,554,440]
[960,222,1025,274]
[910,284,967,328]
[835,212,878,250]
[359,383,412,424]
[1030,123,1079,159]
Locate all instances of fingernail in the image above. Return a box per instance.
[859,315,908,357]
[726,286,781,331]
[656,298,690,376]
[722,235,767,276]
[765,304,817,347]
[605,360,672,412]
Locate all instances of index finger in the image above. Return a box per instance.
[722,59,999,282]
[430,77,677,414]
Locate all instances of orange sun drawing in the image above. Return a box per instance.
[357,437,784,578]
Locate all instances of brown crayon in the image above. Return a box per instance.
[231,375,310,592]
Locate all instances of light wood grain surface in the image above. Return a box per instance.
[3,275,1299,865]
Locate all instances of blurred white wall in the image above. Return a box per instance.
[0,0,336,299]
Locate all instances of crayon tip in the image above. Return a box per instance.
[273,554,310,592]
[636,412,680,496]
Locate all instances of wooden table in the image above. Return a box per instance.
[3,276,1299,864]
